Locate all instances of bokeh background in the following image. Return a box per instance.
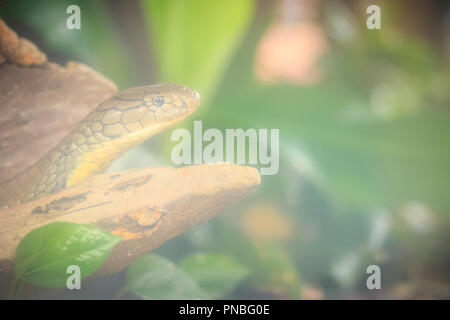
[1,0,449,299]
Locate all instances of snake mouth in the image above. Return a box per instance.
[173,85,201,111]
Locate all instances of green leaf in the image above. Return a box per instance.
[198,222,302,299]
[180,253,249,298]
[250,244,302,299]
[14,222,121,287]
[125,254,207,300]
[141,0,255,106]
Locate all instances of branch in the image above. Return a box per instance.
[0,164,260,274]
[0,18,46,66]
[0,18,117,183]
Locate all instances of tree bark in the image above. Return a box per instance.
[0,164,260,274]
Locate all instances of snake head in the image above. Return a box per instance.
[118,83,200,122]
[64,83,200,186]
[86,83,201,140]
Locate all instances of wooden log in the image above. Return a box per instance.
[0,61,118,183]
[0,164,260,274]
[0,18,117,184]
[0,18,46,66]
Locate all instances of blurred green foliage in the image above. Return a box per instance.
[1,0,449,299]
[179,253,250,299]
[204,30,450,213]
[124,254,207,299]
[141,0,255,106]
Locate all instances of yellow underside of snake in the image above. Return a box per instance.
[0,83,200,208]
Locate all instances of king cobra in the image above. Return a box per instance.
[0,83,200,208]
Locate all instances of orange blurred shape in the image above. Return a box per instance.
[240,202,294,243]
[301,284,324,300]
[254,22,328,86]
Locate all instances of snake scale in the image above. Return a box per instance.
[0,83,200,208]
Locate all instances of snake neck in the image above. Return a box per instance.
[0,129,137,207]
[0,114,189,208]
[0,83,200,208]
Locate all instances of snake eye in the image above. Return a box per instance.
[152,96,165,107]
